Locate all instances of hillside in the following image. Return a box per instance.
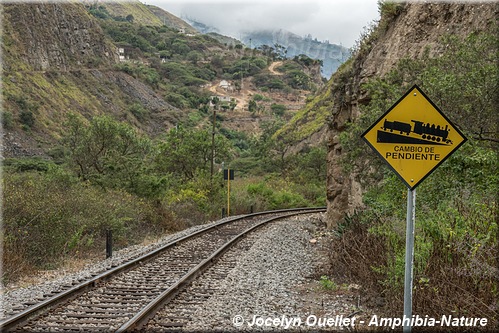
[101,0,163,26]
[325,1,498,225]
[1,1,322,157]
[183,17,349,78]
[82,0,197,33]
[2,2,182,157]
[146,4,198,34]
[272,78,332,154]
[2,1,329,285]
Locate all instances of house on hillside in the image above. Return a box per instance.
[117,44,140,62]
[219,96,232,103]
[118,47,126,61]
[209,95,237,110]
[219,80,233,91]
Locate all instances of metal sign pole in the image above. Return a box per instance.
[403,188,416,333]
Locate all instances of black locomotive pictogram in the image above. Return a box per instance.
[378,119,453,145]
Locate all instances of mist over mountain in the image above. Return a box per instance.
[183,16,220,35]
[184,17,349,78]
[240,29,350,78]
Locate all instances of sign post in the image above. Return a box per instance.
[361,85,466,332]
[403,188,416,333]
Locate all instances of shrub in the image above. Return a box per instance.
[128,103,149,121]
[2,168,164,284]
[2,111,14,129]
[270,103,286,116]
[246,180,309,210]
[3,157,56,172]
[252,94,265,101]
[319,276,337,291]
[19,110,35,128]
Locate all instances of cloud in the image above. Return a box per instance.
[148,0,380,47]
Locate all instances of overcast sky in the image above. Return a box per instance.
[145,0,380,48]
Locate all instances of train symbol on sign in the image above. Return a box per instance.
[378,119,453,145]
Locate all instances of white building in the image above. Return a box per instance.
[219,80,231,90]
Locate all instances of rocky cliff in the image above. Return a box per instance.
[3,2,117,71]
[326,2,498,227]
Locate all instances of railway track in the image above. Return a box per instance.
[1,207,325,332]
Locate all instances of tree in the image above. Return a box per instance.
[187,50,202,64]
[63,114,152,192]
[273,43,287,59]
[302,146,327,179]
[210,55,224,73]
[251,119,292,175]
[285,70,310,89]
[211,96,220,110]
[156,127,233,180]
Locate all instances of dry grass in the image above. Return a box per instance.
[327,214,498,332]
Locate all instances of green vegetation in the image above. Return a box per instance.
[3,166,172,280]
[94,15,318,114]
[330,29,498,322]
[319,276,338,291]
[377,0,404,32]
[273,79,333,144]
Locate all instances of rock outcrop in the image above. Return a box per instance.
[3,2,118,71]
[326,2,498,228]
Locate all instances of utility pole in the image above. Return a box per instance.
[240,60,243,91]
[227,167,231,216]
[210,109,216,189]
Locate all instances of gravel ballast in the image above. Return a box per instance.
[184,214,361,331]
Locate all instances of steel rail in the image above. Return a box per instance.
[116,208,325,332]
[0,207,325,331]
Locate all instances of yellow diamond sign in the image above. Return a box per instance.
[361,85,467,189]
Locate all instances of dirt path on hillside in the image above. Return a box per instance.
[208,82,219,95]
[268,61,284,75]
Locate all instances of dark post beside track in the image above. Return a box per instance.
[106,230,113,259]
